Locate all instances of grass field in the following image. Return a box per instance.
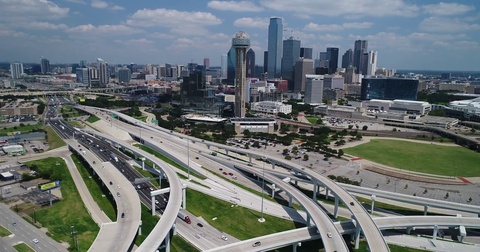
[169,235,199,252]
[72,154,116,220]
[66,120,83,128]
[186,188,300,240]
[344,139,480,177]
[86,115,100,123]
[12,243,34,252]
[0,226,12,237]
[354,242,427,252]
[0,122,44,136]
[134,204,159,246]
[306,116,318,124]
[24,157,99,251]
[44,126,66,150]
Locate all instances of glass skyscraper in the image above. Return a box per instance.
[227,46,236,83]
[361,77,419,100]
[267,17,283,79]
[354,40,368,74]
[281,37,300,82]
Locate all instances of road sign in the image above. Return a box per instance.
[151,119,158,123]
[111,113,117,118]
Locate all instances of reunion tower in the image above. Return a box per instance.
[232,31,250,118]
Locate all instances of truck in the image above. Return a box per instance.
[110,152,119,162]
[177,211,191,224]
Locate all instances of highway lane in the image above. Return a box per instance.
[0,203,67,252]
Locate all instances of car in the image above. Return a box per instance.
[32,239,39,244]
[116,192,121,197]
[228,172,233,176]
[221,235,228,241]
[223,172,228,175]
[252,241,261,247]
[137,185,141,189]
[219,168,223,171]
[327,232,332,238]
[195,157,199,159]
[197,223,203,227]
[109,181,113,185]
[149,187,154,191]
[121,213,125,218]
[350,202,355,206]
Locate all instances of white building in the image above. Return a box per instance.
[366,51,377,76]
[364,99,431,115]
[10,63,24,79]
[251,101,292,115]
[304,75,324,104]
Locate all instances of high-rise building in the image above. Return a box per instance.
[227,47,236,83]
[41,58,50,74]
[232,31,250,118]
[366,51,378,76]
[267,17,283,79]
[79,60,87,68]
[97,58,109,86]
[300,47,313,59]
[304,75,324,104]
[281,37,301,82]
[361,77,419,100]
[263,51,268,73]
[76,68,90,86]
[204,58,210,69]
[354,40,368,74]
[221,54,228,78]
[246,48,255,78]
[345,66,357,84]
[118,68,131,83]
[342,49,353,69]
[326,47,339,74]
[10,63,24,79]
[293,58,313,92]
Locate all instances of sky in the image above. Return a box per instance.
[1,0,479,71]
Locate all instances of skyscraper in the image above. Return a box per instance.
[118,68,131,83]
[227,47,236,83]
[221,54,227,78]
[263,51,268,73]
[293,58,313,92]
[267,17,283,79]
[326,47,339,74]
[281,37,301,82]
[304,75,324,104]
[97,58,108,86]
[246,48,255,78]
[41,58,50,74]
[342,49,353,69]
[203,58,210,69]
[300,47,313,59]
[366,51,378,76]
[10,63,24,79]
[76,68,90,87]
[354,40,368,74]
[232,31,250,118]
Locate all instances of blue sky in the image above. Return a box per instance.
[1,0,479,71]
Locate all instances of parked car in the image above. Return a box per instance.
[252,241,261,247]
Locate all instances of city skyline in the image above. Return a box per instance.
[1,0,480,71]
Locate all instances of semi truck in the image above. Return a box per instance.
[110,152,119,162]
[177,211,191,224]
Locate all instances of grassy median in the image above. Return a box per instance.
[44,126,66,150]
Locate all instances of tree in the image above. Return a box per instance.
[337,149,344,158]
[303,154,309,161]
[282,149,289,155]
[316,118,323,125]
[362,125,368,131]
[285,155,292,160]
[348,124,353,129]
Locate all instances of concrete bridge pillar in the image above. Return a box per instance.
[424,205,428,216]
[432,225,438,240]
[182,183,186,209]
[271,162,275,170]
[325,188,330,200]
[138,221,142,236]
[288,195,292,207]
[292,242,301,252]
[172,223,177,236]
[141,159,145,170]
[152,162,156,169]
[370,194,376,215]
[334,197,339,219]
[164,228,171,252]
[406,227,414,235]
[225,150,229,156]
[206,145,210,149]
[313,183,317,201]
[151,196,156,215]
[248,155,252,164]
[306,213,311,226]
[354,223,361,249]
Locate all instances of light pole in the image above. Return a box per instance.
[70,225,78,251]
[258,156,266,223]
[185,123,191,180]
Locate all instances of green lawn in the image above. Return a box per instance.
[0,121,44,136]
[135,204,160,246]
[186,188,301,240]
[86,115,100,123]
[344,139,480,177]
[24,157,99,251]
[133,165,160,187]
[354,242,428,252]
[12,243,34,252]
[169,235,199,252]
[72,154,116,220]
[306,116,318,124]
[66,120,83,127]
[134,115,148,122]
[60,105,83,118]
[0,226,12,237]
[44,126,66,150]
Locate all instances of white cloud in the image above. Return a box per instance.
[423,2,475,16]
[208,1,263,12]
[305,22,373,31]
[0,0,69,22]
[260,0,419,17]
[111,5,124,11]
[67,24,140,35]
[25,22,68,30]
[90,0,108,9]
[233,17,269,28]
[127,8,221,27]
[66,0,86,4]
[318,34,343,41]
[419,17,480,32]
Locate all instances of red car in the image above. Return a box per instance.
[223,172,228,175]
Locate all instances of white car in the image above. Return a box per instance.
[221,235,228,241]
[327,232,332,238]
[32,239,39,244]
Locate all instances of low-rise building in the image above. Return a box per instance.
[230,118,276,134]
[0,101,38,116]
[2,145,26,156]
[251,101,292,115]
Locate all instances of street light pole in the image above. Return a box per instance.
[70,226,78,251]
[258,157,266,223]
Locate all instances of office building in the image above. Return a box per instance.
[118,68,131,83]
[203,58,210,69]
[304,75,324,104]
[263,51,268,74]
[345,66,357,84]
[246,48,255,78]
[354,40,368,74]
[267,17,283,79]
[227,47,236,83]
[324,75,345,89]
[366,51,377,76]
[232,31,250,118]
[293,58,313,92]
[221,54,227,78]
[361,77,419,100]
[97,58,109,86]
[10,63,24,79]
[281,37,301,82]
[76,68,90,86]
[326,47,339,74]
[300,47,313,59]
[251,101,292,115]
[342,49,353,68]
[40,58,50,74]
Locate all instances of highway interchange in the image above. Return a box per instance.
[2,96,480,252]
